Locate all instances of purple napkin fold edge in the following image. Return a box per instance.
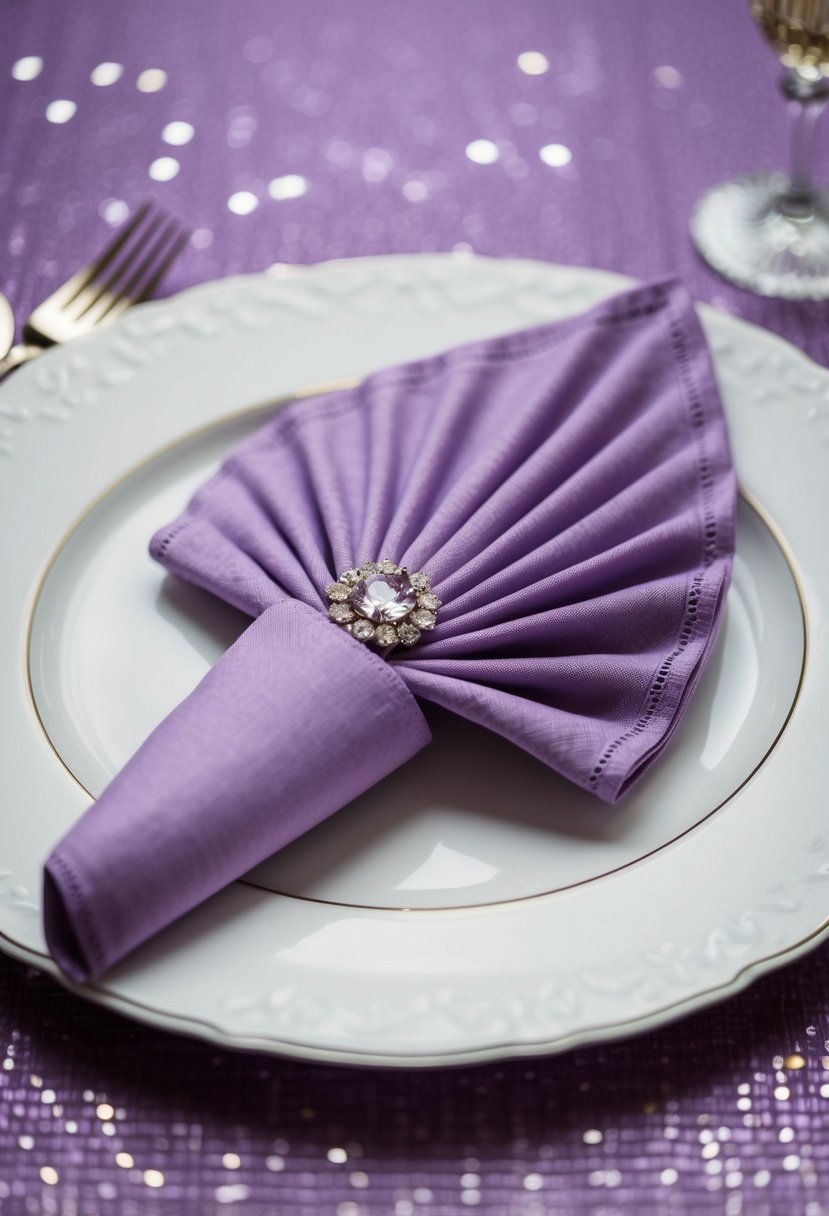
[43,597,431,983]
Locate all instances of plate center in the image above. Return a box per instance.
[29,408,804,910]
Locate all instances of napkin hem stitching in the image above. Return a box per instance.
[587,291,734,800]
[46,849,105,976]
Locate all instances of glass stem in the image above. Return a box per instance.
[780,70,829,219]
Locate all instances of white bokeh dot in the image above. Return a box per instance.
[268,174,308,200]
[539,143,572,167]
[215,1185,251,1205]
[228,190,259,215]
[654,65,683,89]
[46,100,76,125]
[362,148,394,182]
[12,56,43,82]
[465,139,499,165]
[90,62,123,87]
[149,157,180,182]
[162,121,195,146]
[517,51,550,76]
[99,198,130,226]
[403,179,429,202]
[136,68,167,93]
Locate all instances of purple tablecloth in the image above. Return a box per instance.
[2,1,829,1211]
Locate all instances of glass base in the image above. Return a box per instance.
[691,172,829,299]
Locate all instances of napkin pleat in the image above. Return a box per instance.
[401,568,727,799]
[415,564,692,654]
[413,414,692,604]
[436,459,698,630]
[226,447,336,600]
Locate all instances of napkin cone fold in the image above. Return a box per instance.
[43,279,736,982]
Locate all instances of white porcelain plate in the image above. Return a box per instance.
[1,256,826,1067]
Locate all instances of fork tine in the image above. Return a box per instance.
[133,226,191,303]
[20,199,189,350]
[86,219,189,326]
[73,209,169,319]
[103,226,191,326]
[117,217,186,304]
[53,200,156,308]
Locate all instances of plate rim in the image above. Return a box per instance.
[1,910,827,1070]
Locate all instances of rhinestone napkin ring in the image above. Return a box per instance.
[326,560,441,650]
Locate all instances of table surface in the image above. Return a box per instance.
[2,1,829,1213]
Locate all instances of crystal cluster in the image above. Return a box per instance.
[325,560,441,650]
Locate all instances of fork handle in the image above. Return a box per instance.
[0,343,46,378]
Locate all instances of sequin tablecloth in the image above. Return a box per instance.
[3,1,829,1212]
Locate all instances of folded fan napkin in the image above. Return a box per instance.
[43,279,736,982]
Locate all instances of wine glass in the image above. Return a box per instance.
[691,0,829,299]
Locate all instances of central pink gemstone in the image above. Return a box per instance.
[350,573,417,623]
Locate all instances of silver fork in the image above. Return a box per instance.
[0,200,191,375]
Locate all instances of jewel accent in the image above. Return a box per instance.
[351,572,417,623]
[411,608,436,630]
[397,622,421,646]
[324,561,439,652]
[417,591,441,611]
[351,619,376,642]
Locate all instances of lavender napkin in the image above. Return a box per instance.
[43,279,736,982]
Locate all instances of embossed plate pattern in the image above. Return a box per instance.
[0,256,826,1066]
